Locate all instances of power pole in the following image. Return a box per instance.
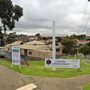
[52,21,56,60]
[52,21,56,71]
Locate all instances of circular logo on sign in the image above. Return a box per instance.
[46,59,51,65]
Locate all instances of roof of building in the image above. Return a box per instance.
[20,44,51,52]
[77,40,90,42]
[5,40,63,52]
[25,40,45,45]
[5,41,23,46]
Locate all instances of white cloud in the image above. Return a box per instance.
[11,0,90,35]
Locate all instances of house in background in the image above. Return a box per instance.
[44,39,63,58]
[4,40,63,59]
[20,44,52,59]
[4,41,23,52]
[21,40,63,59]
[76,40,90,46]
[0,47,5,58]
[55,42,63,58]
[4,41,23,59]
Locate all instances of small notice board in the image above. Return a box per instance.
[12,46,20,65]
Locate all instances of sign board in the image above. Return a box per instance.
[12,46,20,65]
[45,59,80,68]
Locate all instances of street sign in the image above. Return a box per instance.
[12,46,20,65]
[45,59,80,68]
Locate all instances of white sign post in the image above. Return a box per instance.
[45,59,80,68]
[12,46,21,69]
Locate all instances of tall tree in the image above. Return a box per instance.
[78,45,90,57]
[35,33,42,40]
[0,0,23,33]
[0,26,4,46]
[61,38,77,55]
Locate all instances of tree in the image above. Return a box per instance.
[56,37,62,42]
[0,0,23,33]
[87,42,90,46]
[70,34,86,40]
[61,38,77,55]
[78,45,90,57]
[0,26,4,46]
[35,33,42,40]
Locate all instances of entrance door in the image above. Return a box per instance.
[24,49,27,56]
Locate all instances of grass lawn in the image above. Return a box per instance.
[0,59,90,78]
[83,84,90,90]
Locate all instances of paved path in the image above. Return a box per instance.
[34,75,90,90]
[0,65,90,90]
[0,65,25,90]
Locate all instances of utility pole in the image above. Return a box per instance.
[52,21,56,60]
[52,21,56,71]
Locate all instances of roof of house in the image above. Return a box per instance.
[5,41,23,46]
[20,44,51,52]
[77,40,90,43]
[25,40,45,45]
[5,40,63,52]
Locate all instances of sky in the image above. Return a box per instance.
[10,0,90,35]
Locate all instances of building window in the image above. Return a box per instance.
[55,43,58,46]
[29,52,32,55]
[20,42,23,45]
[56,48,60,52]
